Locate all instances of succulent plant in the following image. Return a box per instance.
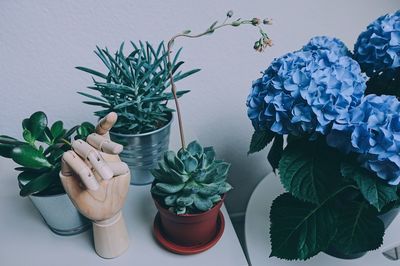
[0,111,94,196]
[151,140,232,214]
[77,41,200,134]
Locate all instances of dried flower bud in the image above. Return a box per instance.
[227,10,234,18]
[263,37,273,47]
[263,18,272,25]
[251,18,261,26]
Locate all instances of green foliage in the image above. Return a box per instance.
[331,201,384,255]
[0,111,94,197]
[268,136,398,260]
[270,193,337,260]
[77,41,200,134]
[278,137,341,204]
[341,162,398,211]
[151,140,232,214]
[248,129,275,154]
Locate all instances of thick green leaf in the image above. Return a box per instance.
[183,155,198,173]
[18,171,42,186]
[50,121,64,140]
[155,182,185,193]
[248,129,275,154]
[278,138,341,204]
[19,171,54,197]
[164,195,177,206]
[331,202,384,254]
[176,195,194,207]
[0,143,15,158]
[268,135,284,171]
[341,162,398,211]
[187,140,203,157]
[270,193,337,260]
[11,145,52,169]
[26,111,48,140]
[193,194,213,211]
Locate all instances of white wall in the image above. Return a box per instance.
[0,0,399,215]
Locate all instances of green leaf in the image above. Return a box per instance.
[164,195,177,206]
[176,195,194,206]
[184,155,198,173]
[278,138,341,204]
[193,194,213,211]
[19,171,54,197]
[18,171,42,186]
[187,140,203,157]
[341,162,398,211]
[23,129,34,143]
[270,193,337,260]
[11,145,52,169]
[50,121,64,140]
[268,135,284,171]
[204,146,215,165]
[331,202,384,255]
[0,135,24,145]
[155,182,185,194]
[26,111,48,140]
[248,129,275,154]
[0,143,15,158]
[75,66,108,79]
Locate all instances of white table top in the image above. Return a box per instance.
[245,172,400,266]
[0,158,248,266]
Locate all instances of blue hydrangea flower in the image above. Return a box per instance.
[246,47,367,136]
[327,94,400,185]
[303,36,350,59]
[354,10,400,77]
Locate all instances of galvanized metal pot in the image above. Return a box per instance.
[29,192,90,235]
[110,114,172,185]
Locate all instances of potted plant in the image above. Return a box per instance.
[246,10,400,261]
[76,41,200,185]
[0,111,94,235]
[150,11,272,254]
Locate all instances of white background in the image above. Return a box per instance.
[0,0,399,215]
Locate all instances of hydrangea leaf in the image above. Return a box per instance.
[267,135,284,171]
[248,129,275,154]
[270,193,337,260]
[341,162,398,211]
[330,202,384,255]
[278,138,341,204]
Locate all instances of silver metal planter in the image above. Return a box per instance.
[110,115,172,185]
[29,193,90,235]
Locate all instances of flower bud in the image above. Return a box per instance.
[227,10,233,18]
[251,18,261,26]
[263,18,272,25]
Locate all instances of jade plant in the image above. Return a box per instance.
[151,141,232,214]
[77,41,200,134]
[0,111,94,196]
[151,11,272,215]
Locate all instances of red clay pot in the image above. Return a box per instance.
[153,195,225,247]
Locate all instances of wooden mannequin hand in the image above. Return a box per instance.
[59,112,131,258]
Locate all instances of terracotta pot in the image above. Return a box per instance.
[153,195,225,247]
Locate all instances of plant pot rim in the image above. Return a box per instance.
[30,191,67,198]
[152,193,226,217]
[109,112,173,138]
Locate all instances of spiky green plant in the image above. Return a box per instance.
[151,141,233,214]
[77,41,200,134]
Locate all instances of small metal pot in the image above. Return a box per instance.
[29,193,90,235]
[109,114,172,185]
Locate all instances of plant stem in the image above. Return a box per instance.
[166,19,258,150]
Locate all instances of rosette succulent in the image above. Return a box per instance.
[327,94,400,185]
[354,10,400,77]
[151,141,232,214]
[247,45,366,136]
